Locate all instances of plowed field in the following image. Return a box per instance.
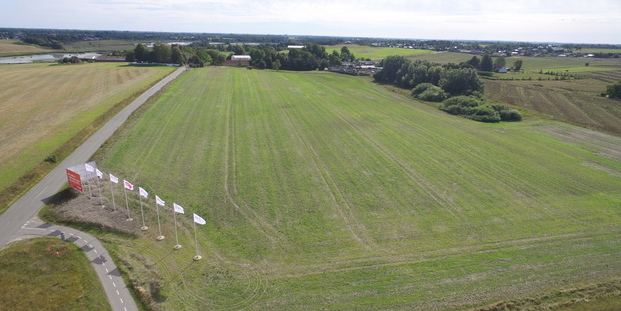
[485,71,621,136]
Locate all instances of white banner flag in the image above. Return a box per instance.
[123,180,134,191]
[139,187,148,198]
[109,173,119,183]
[156,195,165,206]
[193,213,206,225]
[96,169,103,178]
[85,163,95,172]
[173,203,184,214]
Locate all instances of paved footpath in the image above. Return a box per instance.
[0,66,186,311]
[14,219,138,311]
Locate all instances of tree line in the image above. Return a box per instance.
[125,42,358,71]
[373,55,521,122]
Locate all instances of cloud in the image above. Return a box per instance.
[1,0,620,43]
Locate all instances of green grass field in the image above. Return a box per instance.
[324,44,434,59]
[90,67,621,310]
[0,238,110,311]
[64,40,140,53]
[576,48,621,54]
[0,39,53,56]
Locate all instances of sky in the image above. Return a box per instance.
[2,0,620,44]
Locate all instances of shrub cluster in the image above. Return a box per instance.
[410,83,448,102]
[439,96,522,123]
[606,80,621,99]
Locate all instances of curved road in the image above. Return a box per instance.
[16,219,136,311]
[0,66,186,311]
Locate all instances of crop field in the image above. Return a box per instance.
[64,40,138,52]
[90,66,621,310]
[408,51,471,64]
[0,39,53,56]
[324,44,434,59]
[576,48,621,54]
[484,60,621,136]
[0,63,175,203]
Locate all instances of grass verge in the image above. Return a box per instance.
[0,238,110,311]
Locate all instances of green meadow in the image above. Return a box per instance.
[93,67,621,310]
[0,238,109,311]
[324,44,434,59]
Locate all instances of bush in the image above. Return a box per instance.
[439,96,520,123]
[491,104,523,122]
[466,105,501,123]
[417,87,448,102]
[498,109,522,121]
[606,81,621,99]
[412,83,448,102]
[411,83,434,97]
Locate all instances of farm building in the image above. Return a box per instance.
[231,55,251,61]
[224,55,251,67]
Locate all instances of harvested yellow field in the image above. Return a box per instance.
[0,39,52,56]
[0,62,175,191]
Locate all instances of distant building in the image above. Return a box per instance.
[225,55,251,67]
[287,45,305,49]
[231,55,251,61]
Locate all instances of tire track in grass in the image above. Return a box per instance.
[272,225,621,279]
[555,92,598,126]
[129,73,192,173]
[304,77,466,223]
[222,71,285,251]
[320,78,594,232]
[132,235,267,311]
[271,77,375,251]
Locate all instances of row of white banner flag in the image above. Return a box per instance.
[85,163,207,225]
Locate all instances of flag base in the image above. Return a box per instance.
[193,255,202,261]
[156,235,165,241]
[141,226,149,231]
[174,245,182,250]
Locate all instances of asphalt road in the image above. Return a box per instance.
[0,66,186,311]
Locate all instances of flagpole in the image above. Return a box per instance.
[156,201,164,241]
[87,178,93,198]
[123,186,132,221]
[96,174,104,206]
[193,220,202,261]
[109,179,116,211]
[139,194,148,231]
[173,210,182,250]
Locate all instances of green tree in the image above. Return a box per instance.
[195,49,213,65]
[513,59,523,71]
[171,47,184,65]
[467,56,480,69]
[439,68,485,96]
[152,43,172,63]
[607,81,621,99]
[494,56,506,70]
[272,59,281,71]
[133,43,149,62]
[232,45,246,55]
[206,50,226,65]
[480,53,493,72]
[125,50,135,62]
